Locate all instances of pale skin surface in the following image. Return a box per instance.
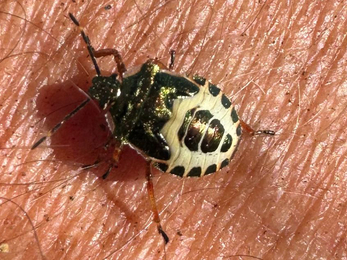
[1,0,347,259]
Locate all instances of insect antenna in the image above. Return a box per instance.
[69,13,101,76]
[31,98,90,149]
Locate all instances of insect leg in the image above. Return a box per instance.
[240,119,275,136]
[101,140,123,179]
[81,158,113,180]
[169,49,176,70]
[80,138,123,179]
[31,98,90,149]
[146,50,176,71]
[92,49,127,80]
[146,161,169,244]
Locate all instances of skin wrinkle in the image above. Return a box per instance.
[1,0,347,259]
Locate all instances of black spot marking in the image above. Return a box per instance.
[201,119,225,153]
[209,83,220,96]
[221,158,229,169]
[178,108,197,143]
[185,110,213,151]
[151,72,200,112]
[187,167,202,177]
[156,163,168,172]
[221,134,232,152]
[192,75,206,86]
[236,124,242,136]
[171,166,185,177]
[231,107,238,123]
[155,72,200,98]
[221,94,231,108]
[205,164,217,175]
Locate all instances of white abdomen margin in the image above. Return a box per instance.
[159,80,241,177]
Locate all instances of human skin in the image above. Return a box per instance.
[1,0,347,259]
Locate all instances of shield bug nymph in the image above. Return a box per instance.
[31,13,275,244]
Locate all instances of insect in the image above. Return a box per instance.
[31,13,275,244]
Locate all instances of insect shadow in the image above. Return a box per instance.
[33,73,145,182]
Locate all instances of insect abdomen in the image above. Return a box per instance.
[157,78,241,177]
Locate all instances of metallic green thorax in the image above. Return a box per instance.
[89,60,199,160]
